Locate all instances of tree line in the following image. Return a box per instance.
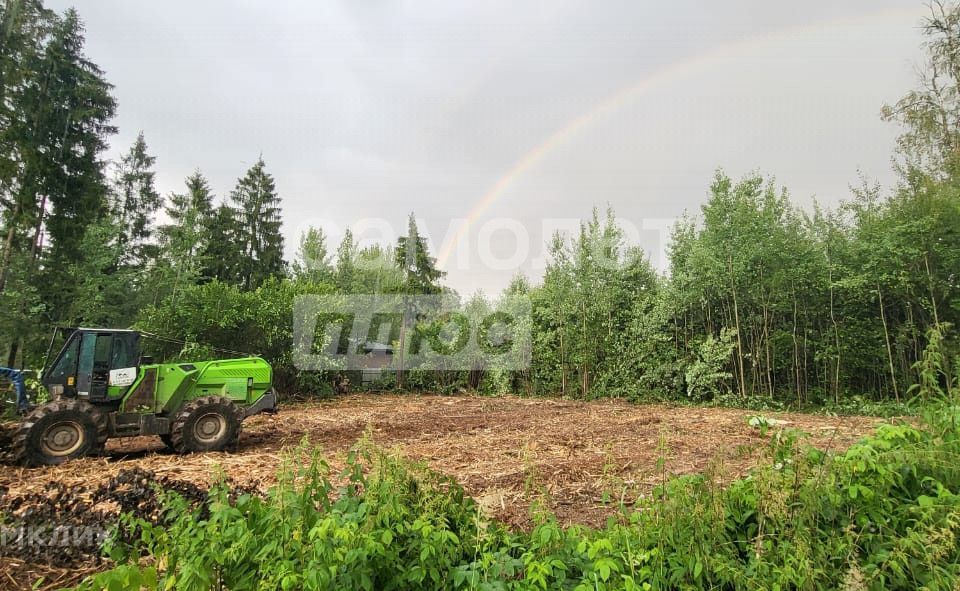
[1,0,959,407]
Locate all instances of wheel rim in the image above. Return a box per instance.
[40,421,84,457]
[194,412,227,443]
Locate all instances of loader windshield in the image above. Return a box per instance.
[46,331,79,384]
[111,333,138,369]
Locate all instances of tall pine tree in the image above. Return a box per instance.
[395,214,444,294]
[201,203,242,284]
[230,157,285,289]
[37,8,116,280]
[334,228,358,291]
[156,170,215,299]
[0,0,55,292]
[393,214,445,389]
[0,6,116,364]
[111,132,161,267]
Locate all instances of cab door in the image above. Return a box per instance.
[76,332,113,402]
[107,332,139,398]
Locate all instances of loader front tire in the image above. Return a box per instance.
[168,396,241,454]
[13,399,107,466]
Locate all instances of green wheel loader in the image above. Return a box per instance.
[13,328,277,466]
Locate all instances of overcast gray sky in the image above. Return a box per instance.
[50,1,926,296]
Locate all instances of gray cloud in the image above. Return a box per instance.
[50,0,925,295]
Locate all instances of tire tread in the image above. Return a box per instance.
[168,396,242,454]
[13,398,108,466]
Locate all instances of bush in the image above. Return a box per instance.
[683,327,736,401]
[135,277,338,396]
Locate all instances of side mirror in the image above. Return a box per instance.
[139,355,155,365]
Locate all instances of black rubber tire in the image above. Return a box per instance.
[159,433,174,449]
[13,399,108,466]
[168,396,242,454]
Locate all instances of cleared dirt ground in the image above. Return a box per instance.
[3,394,883,525]
[0,394,884,589]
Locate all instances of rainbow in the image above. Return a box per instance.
[437,6,921,268]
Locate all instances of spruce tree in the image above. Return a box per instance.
[229,157,285,289]
[112,132,161,267]
[37,8,116,278]
[157,170,215,298]
[393,214,445,389]
[0,0,56,292]
[334,229,357,292]
[162,171,214,256]
[0,7,115,364]
[202,203,242,284]
[395,214,444,295]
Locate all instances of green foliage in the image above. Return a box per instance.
[683,327,736,401]
[526,166,960,407]
[292,226,333,284]
[530,208,659,399]
[201,203,244,284]
[153,170,217,301]
[0,250,46,363]
[81,442,498,591]
[23,7,117,275]
[333,231,405,295]
[908,323,957,406]
[63,214,140,327]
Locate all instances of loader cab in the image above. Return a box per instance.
[42,328,141,403]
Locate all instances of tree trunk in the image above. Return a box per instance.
[802,308,809,399]
[580,299,589,397]
[0,201,21,293]
[877,283,899,402]
[728,256,747,399]
[924,253,941,327]
[29,193,47,261]
[558,310,567,397]
[7,340,19,368]
[397,297,408,390]
[908,304,920,382]
[763,298,773,398]
[792,290,801,407]
[828,263,841,404]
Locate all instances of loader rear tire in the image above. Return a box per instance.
[168,396,241,454]
[13,399,108,466]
